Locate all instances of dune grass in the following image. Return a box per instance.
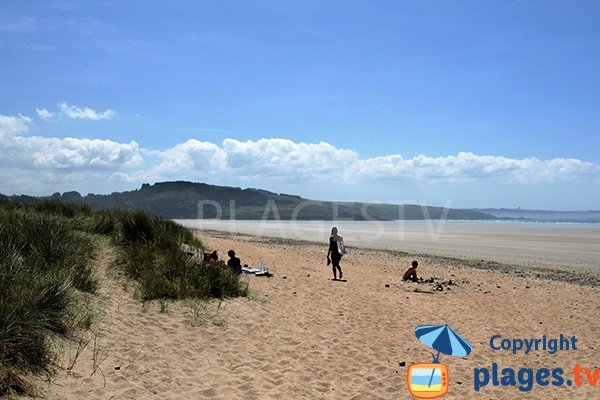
[0,200,248,395]
[113,210,248,300]
[0,205,95,395]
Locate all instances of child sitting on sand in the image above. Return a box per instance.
[402,260,421,282]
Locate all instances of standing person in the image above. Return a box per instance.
[327,226,345,280]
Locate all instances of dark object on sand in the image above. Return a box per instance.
[203,250,218,263]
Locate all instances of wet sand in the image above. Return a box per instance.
[175,220,600,272]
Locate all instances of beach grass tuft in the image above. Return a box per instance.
[0,201,247,395]
[112,210,248,300]
[0,207,89,395]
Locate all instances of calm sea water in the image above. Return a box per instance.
[174,219,600,272]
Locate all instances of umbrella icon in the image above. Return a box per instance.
[415,324,473,362]
[414,324,473,390]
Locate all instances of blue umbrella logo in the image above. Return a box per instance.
[408,324,473,396]
[415,324,473,362]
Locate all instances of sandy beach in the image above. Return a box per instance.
[23,230,600,399]
[176,220,600,272]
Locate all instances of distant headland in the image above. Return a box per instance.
[2,181,599,222]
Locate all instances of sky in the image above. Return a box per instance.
[1,1,599,210]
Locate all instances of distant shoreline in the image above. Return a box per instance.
[176,219,600,274]
[197,229,600,288]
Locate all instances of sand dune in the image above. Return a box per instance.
[23,231,600,399]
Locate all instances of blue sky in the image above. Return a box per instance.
[1,1,599,210]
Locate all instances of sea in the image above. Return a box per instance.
[174,219,600,272]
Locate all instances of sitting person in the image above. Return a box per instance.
[402,260,421,282]
[226,249,243,274]
[203,250,218,263]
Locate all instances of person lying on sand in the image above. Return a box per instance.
[402,260,422,282]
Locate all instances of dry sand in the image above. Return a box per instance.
[175,220,600,272]
[21,231,600,400]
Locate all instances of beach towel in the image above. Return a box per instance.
[242,265,270,276]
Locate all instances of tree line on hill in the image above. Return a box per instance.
[1,181,497,221]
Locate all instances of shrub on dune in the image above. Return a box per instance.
[112,211,247,301]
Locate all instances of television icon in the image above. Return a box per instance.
[407,362,449,399]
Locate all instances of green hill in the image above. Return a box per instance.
[3,181,497,221]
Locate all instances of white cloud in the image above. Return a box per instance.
[26,137,142,169]
[135,138,357,182]
[0,114,31,138]
[58,102,115,120]
[1,113,142,175]
[351,152,599,183]
[121,138,599,186]
[1,112,599,202]
[36,107,55,119]
[147,139,228,179]
[222,138,357,179]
